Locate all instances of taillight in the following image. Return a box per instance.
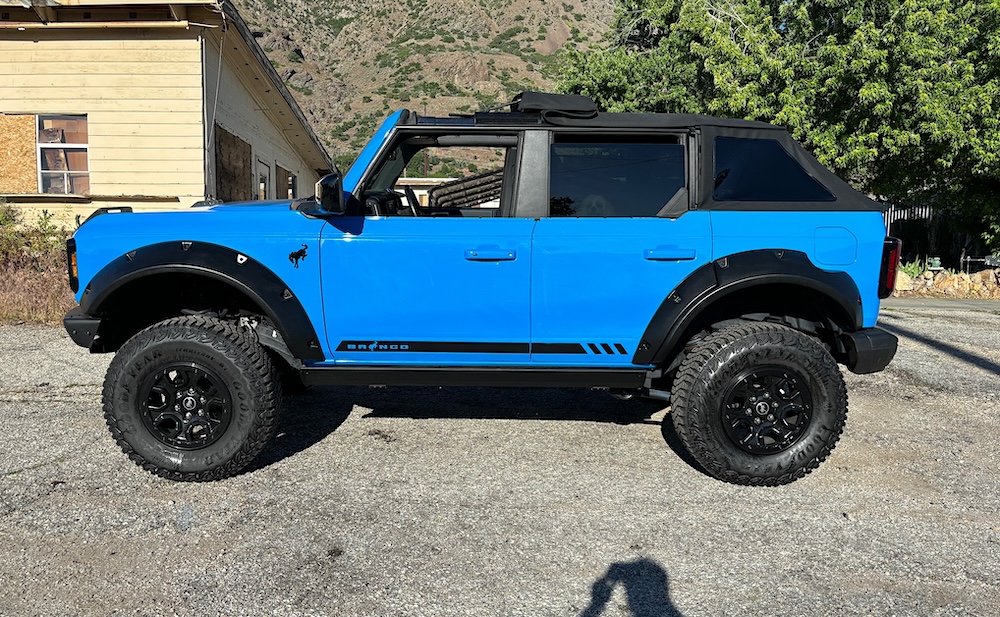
[66,237,79,293]
[878,237,901,299]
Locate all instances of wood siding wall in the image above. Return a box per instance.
[0,29,205,221]
[202,33,319,200]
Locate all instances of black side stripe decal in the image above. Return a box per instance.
[336,341,601,354]
[533,343,587,354]
[338,341,529,353]
[587,343,630,355]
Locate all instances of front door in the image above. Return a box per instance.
[321,217,534,365]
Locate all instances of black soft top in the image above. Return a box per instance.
[535,112,782,132]
[409,92,884,213]
[506,91,779,130]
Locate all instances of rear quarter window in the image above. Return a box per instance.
[713,137,835,202]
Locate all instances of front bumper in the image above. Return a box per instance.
[63,306,101,350]
[842,328,898,374]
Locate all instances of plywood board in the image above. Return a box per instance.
[276,165,294,199]
[214,124,252,202]
[0,114,37,193]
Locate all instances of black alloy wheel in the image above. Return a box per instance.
[721,367,813,455]
[140,363,233,450]
[670,322,847,486]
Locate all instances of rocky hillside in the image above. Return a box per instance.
[233,0,614,167]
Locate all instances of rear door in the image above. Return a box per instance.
[529,132,714,366]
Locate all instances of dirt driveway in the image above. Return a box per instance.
[1,298,998,616]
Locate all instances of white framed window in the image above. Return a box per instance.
[37,114,90,195]
[276,164,297,199]
[256,159,270,200]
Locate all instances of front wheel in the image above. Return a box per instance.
[102,316,281,481]
[670,322,847,486]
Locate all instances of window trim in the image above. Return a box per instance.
[36,114,90,196]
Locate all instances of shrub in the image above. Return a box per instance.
[0,200,76,323]
[899,258,927,279]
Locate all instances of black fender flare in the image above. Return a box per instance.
[632,249,863,366]
[80,241,324,361]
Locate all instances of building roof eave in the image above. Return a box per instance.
[218,0,333,173]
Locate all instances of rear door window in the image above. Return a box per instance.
[549,136,686,217]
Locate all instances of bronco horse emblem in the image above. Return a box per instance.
[289,244,308,268]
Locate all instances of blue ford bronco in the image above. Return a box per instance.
[64,92,899,486]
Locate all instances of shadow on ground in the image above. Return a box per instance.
[879,317,1000,377]
[249,386,691,472]
[579,558,684,617]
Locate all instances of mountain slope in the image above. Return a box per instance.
[233,0,614,166]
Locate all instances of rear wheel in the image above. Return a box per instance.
[670,322,847,486]
[102,315,281,481]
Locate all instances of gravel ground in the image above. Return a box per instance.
[1,298,998,616]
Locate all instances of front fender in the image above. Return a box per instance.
[80,241,324,361]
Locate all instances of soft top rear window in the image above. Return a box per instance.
[713,137,835,202]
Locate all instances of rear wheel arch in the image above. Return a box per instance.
[634,250,863,368]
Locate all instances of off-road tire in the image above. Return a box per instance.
[670,322,847,486]
[102,315,281,481]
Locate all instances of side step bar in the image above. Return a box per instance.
[299,366,648,389]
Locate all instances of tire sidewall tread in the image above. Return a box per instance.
[671,322,848,486]
[102,315,281,482]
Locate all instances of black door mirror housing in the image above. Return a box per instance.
[316,173,346,215]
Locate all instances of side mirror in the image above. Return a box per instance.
[315,172,346,215]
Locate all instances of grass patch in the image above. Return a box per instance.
[0,201,75,324]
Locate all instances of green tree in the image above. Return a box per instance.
[561,1,1000,251]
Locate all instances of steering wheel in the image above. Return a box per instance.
[403,185,420,216]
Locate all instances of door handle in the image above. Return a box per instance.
[465,248,516,261]
[643,247,697,261]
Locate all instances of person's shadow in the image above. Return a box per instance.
[579,558,684,617]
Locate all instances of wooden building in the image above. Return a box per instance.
[0,0,332,223]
